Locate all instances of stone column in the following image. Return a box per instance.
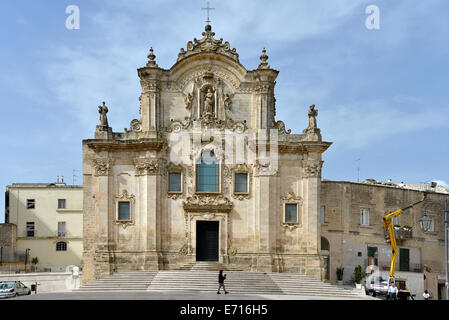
[254,160,279,272]
[91,158,114,280]
[135,158,162,269]
[140,80,161,132]
[302,156,324,280]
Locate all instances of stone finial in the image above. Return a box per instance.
[146,47,158,67]
[258,48,270,69]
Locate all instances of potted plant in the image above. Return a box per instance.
[354,265,362,289]
[31,257,39,272]
[336,266,344,285]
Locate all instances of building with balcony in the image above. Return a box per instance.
[320,180,449,299]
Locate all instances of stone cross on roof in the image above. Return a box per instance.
[201,1,215,25]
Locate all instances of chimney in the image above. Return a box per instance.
[61,176,64,183]
[57,176,59,183]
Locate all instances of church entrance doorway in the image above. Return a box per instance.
[196,221,219,261]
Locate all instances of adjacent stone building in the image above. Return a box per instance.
[2,181,83,271]
[320,180,449,299]
[82,25,331,283]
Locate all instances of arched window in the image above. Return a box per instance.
[196,150,219,192]
[56,241,67,251]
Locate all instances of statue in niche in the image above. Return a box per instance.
[307,104,318,129]
[98,101,109,127]
[184,93,193,110]
[224,93,232,119]
[204,88,214,114]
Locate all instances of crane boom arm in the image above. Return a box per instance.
[383,194,427,280]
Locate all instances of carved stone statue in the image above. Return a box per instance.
[184,93,193,110]
[204,88,214,114]
[98,101,109,127]
[224,94,232,110]
[307,104,318,129]
[224,93,232,119]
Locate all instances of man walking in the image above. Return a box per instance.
[217,270,228,294]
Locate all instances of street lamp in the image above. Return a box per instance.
[420,199,449,300]
[24,248,30,273]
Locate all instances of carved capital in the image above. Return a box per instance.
[303,160,323,178]
[93,158,114,176]
[134,158,163,176]
[255,159,278,176]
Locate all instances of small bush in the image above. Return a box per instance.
[354,265,362,284]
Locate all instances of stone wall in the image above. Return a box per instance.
[0,223,17,262]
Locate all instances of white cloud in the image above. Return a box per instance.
[319,101,449,148]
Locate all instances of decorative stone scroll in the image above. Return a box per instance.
[302,160,324,178]
[274,120,291,135]
[93,158,114,176]
[129,119,142,132]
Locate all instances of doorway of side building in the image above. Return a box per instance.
[321,236,330,280]
[196,221,219,261]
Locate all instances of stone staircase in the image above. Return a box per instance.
[178,261,244,271]
[76,270,367,298]
[76,271,157,292]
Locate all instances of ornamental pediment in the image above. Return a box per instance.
[177,27,239,64]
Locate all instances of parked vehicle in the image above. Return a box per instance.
[0,281,31,298]
[365,275,389,296]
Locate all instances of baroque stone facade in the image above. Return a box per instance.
[82,25,331,283]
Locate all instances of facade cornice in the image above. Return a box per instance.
[85,138,166,152]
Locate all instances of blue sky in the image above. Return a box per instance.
[1,0,448,222]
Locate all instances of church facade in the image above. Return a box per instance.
[82,25,331,283]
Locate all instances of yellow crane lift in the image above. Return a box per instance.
[383,193,427,287]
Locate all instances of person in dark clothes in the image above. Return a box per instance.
[217,270,228,294]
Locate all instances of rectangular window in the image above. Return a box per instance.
[26,222,35,237]
[234,173,248,193]
[320,206,326,224]
[367,246,378,266]
[58,221,66,237]
[399,248,410,272]
[285,204,298,223]
[118,201,131,221]
[27,199,35,209]
[196,151,219,192]
[361,208,370,226]
[168,172,182,192]
[58,199,66,209]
